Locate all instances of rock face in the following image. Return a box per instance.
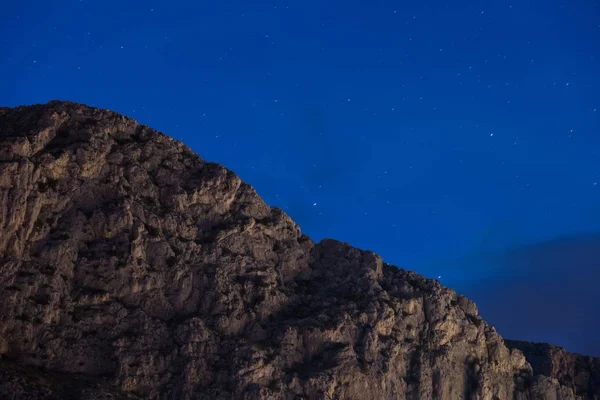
[0,101,587,399]
[506,341,600,400]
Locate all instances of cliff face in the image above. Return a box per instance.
[0,101,585,399]
[506,341,600,400]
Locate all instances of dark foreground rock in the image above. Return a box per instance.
[506,341,600,400]
[0,101,593,399]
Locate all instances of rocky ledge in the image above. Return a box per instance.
[0,101,597,399]
[506,341,600,400]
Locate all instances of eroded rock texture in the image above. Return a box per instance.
[0,101,587,399]
[506,341,600,400]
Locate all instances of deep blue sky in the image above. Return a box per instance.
[2,1,599,355]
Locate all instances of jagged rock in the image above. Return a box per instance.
[0,101,586,399]
[506,340,600,399]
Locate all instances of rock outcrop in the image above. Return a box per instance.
[0,101,588,399]
[506,340,600,400]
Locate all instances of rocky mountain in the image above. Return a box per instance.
[0,101,596,399]
[506,341,600,400]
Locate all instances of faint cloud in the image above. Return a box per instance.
[454,233,600,357]
[296,103,363,188]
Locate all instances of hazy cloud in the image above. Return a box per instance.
[454,233,600,356]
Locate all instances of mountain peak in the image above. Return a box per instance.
[0,101,595,399]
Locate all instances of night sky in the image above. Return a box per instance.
[2,1,599,356]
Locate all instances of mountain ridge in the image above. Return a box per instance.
[0,100,597,399]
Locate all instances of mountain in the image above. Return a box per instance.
[0,101,596,399]
[506,341,600,400]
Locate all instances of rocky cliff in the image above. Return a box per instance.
[0,101,591,399]
[506,341,600,400]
